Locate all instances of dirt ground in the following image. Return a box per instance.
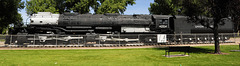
[0,42,4,45]
[0,43,238,50]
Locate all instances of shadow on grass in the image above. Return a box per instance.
[152,46,214,54]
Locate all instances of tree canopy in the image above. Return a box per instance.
[96,0,135,14]
[149,0,183,15]
[64,0,99,14]
[26,0,59,14]
[0,0,24,34]
[26,0,135,14]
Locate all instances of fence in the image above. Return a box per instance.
[0,33,239,47]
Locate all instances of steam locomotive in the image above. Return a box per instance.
[5,12,236,45]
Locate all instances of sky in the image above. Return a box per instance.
[19,0,154,23]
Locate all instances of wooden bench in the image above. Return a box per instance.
[165,46,190,57]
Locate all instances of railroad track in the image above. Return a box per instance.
[1,38,237,48]
[2,43,146,48]
[0,41,235,48]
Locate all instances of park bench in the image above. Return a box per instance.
[165,46,190,57]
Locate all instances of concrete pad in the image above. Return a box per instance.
[164,54,190,58]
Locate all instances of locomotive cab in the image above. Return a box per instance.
[151,15,173,34]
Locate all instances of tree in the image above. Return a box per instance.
[96,0,135,14]
[26,0,135,14]
[55,0,66,14]
[149,0,183,15]
[26,0,59,14]
[229,0,240,33]
[26,0,99,14]
[183,0,240,54]
[0,0,24,34]
[149,0,240,54]
[65,0,99,14]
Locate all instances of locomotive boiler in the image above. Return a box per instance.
[27,12,173,34]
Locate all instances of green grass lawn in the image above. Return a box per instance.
[0,45,240,66]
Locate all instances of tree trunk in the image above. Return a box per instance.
[214,20,221,54]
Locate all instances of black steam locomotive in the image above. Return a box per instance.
[5,12,236,45]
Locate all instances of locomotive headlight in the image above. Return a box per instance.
[159,25,168,28]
